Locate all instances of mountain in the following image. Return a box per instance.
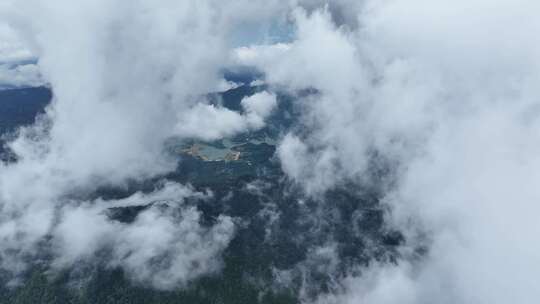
[0,84,399,304]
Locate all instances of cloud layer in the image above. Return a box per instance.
[2,0,540,302]
[245,1,540,303]
[0,0,286,288]
[0,23,43,88]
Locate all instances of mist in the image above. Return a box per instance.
[1,0,540,303]
[252,1,540,303]
[0,0,286,287]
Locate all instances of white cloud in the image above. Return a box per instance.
[233,43,291,66]
[175,103,252,141]
[2,0,540,301]
[175,91,277,141]
[216,79,241,92]
[111,208,234,290]
[0,0,288,289]
[0,23,42,88]
[51,182,235,289]
[241,91,278,129]
[0,23,34,63]
[241,91,277,118]
[0,63,44,88]
[246,2,540,303]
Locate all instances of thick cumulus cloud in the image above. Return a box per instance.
[3,0,540,301]
[0,63,43,89]
[0,23,33,63]
[51,183,235,290]
[0,0,288,288]
[175,91,277,141]
[0,23,43,88]
[3,0,285,186]
[242,1,540,303]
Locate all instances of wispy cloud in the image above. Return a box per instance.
[2,0,540,302]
